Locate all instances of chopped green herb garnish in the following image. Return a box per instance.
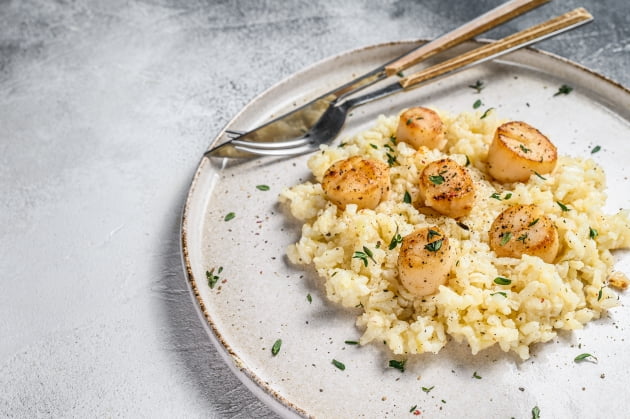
[504,192,512,200]
[533,171,547,180]
[271,339,282,356]
[386,153,398,167]
[338,142,347,148]
[403,191,412,204]
[441,400,446,404]
[424,238,443,252]
[353,246,376,267]
[589,227,598,239]
[494,276,512,285]
[422,386,435,393]
[370,143,378,149]
[554,84,573,96]
[332,359,346,370]
[384,143,394,152]
[345,340,359,345]
[428,174,445,185]
[256,184,270,191]
[528,218,540,227]
[406,118,413,125]
[516,233,528,243]
[307,293,312,303]
[389,359,406,372]
[206,268,220,289]
[557,201,571,212]
[473,99,482,109]
[500,232,512,246]
[490,192,502,200]
[591,145,601,154]
[597,287,603,301]
[532,406,541,419]
[390,135,397,145]
[427,229,441,240]
[491,291,507,297]
[224,212,235,221]
[519,144,531,153]
[363,246,374,258]
[389,226,403,250]
[469,80,485,93]
[480,108,494,119]
[409,405,417,413]
[396,71,404,78]
[472,371,482,379]
[574,353,597,363]
[465,155,470,167]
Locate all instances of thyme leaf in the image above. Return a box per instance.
[494,277,512,285]
[424,238,443,252]
[533,171,547,180]
[554,84,573,96]
[557,201,571,212]
[389,359,406,372]
[271,339,282,356]
[574,353,598,363]
[388,226,403,250]
[532,406,541,419]
[480,108,494,119]
[469,80,485,93]
[332,359,346,370]
[500,232,512,246]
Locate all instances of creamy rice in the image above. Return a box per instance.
[279,109,630,360]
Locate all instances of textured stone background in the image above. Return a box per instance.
[1,0,628,417]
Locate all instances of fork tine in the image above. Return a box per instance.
[225,129,246,139]
[230,136,311,150]
[233,143,316,157]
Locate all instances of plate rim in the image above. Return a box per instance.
[180,39,630,418]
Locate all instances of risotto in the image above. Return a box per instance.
[279,109,630,360]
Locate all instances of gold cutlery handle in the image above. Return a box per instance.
[385,0,551,76]
[400,8,593,89]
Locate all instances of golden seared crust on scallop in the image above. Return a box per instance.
[489,204,559,263]
[397,226,455,297]
[487,121,557,183]
[418,158,475,218]
[322,156,390,210]
[396,107,446,150]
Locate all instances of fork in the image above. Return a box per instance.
[207,8,592,158]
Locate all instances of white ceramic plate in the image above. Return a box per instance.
[181,41,630,418]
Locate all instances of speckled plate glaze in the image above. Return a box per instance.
[181,40,630,418]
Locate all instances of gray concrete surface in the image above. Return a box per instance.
[1,0,628,417]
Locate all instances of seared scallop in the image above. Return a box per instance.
[322,156,390,210]
[487,121,557,183]
[396,107,446,150]
[489,204,559,263]
[418,158,475,218]
[397,226,455,297]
